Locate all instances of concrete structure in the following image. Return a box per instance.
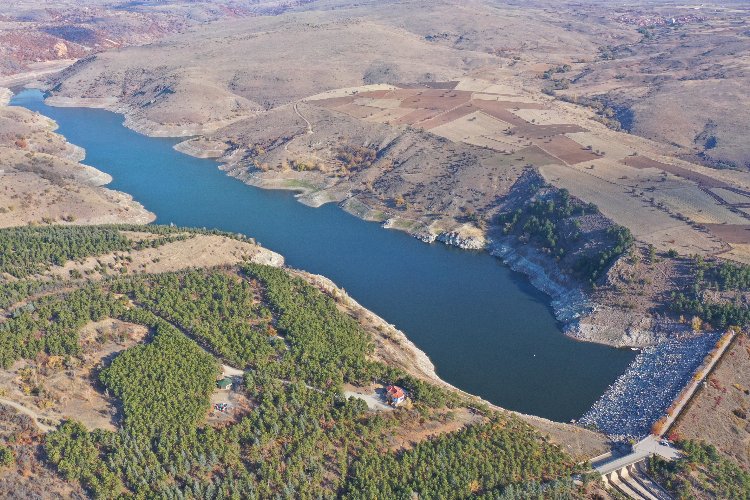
[601,458,673,500]
[594,435,679,499]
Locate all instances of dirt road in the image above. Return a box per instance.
[0,398,58,433]
[294,102,314,135]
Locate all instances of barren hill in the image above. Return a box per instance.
[0,90,153,227]
[36,0,750,349]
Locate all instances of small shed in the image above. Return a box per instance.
[385,385,406,406]
[217,377,233,390]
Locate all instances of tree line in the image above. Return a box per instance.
[497,186,632,284]
[671,256,750,330]
[0,224,583,498]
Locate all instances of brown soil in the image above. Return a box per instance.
[704,224,750,245]
[383,407,484,451]
[622,156,731,190]
[671,335,750,468]
[420,103,475,129]
[516,123,588,139]
[473,100,531,126]
[0,319,148,433]
[392,107,442,125]
[207,386,253,427]
[621,155,675,171]
[0,404,85,499]
[538,135,601,164]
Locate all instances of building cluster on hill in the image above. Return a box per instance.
[614,13,707,27]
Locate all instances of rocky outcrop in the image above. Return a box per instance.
[44,95,118,109]
[436,230,486,250]
[490,238,592,325]
[173,138,227,159]
[0,88,12,107]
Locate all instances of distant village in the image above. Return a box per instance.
[614,12,707,27]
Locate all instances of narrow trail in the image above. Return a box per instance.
[0,397,57,433]
[282,102,314,153]
[294,102,314,135]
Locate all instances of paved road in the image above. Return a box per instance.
[596,436,679,475]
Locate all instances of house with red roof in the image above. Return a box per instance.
[385,385,406,406]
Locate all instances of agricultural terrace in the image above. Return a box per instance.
[310,78,750,258]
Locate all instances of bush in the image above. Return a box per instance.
[0,444,14,469]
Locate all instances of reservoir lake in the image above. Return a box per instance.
[12,89,634,422]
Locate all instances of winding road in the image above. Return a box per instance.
[294,102,314,135]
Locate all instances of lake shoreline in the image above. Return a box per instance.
[0,86,155,228]
[34,90,650,350]
[297,269,611,458]
[37,91,633,350]
[12,88,637,423]
[173,133,647,350]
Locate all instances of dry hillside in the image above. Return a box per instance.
[0,90,153,227]
[34,0,750,349]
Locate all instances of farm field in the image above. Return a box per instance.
[300,78,750,258]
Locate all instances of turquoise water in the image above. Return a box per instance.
[12,89,634,421]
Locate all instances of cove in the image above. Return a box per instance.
[11,89,634,422]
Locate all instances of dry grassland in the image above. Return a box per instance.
[539,162,725,254]
[47,233,284,281]
[703,224,750,245]
[671,335,750,468]
[0,102,153,227]
[429,111,511,144]
[718,244,750,265]
[536,135,599,164]
[0,319,148,432]
[711,188,750,205]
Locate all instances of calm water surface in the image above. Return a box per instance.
[12,89,634,421]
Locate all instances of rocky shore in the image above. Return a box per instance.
[37,89,667,453]
[169,134,658,348]
[490,238,592,325]
[579,332,722,440]
[0,88,12,107]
